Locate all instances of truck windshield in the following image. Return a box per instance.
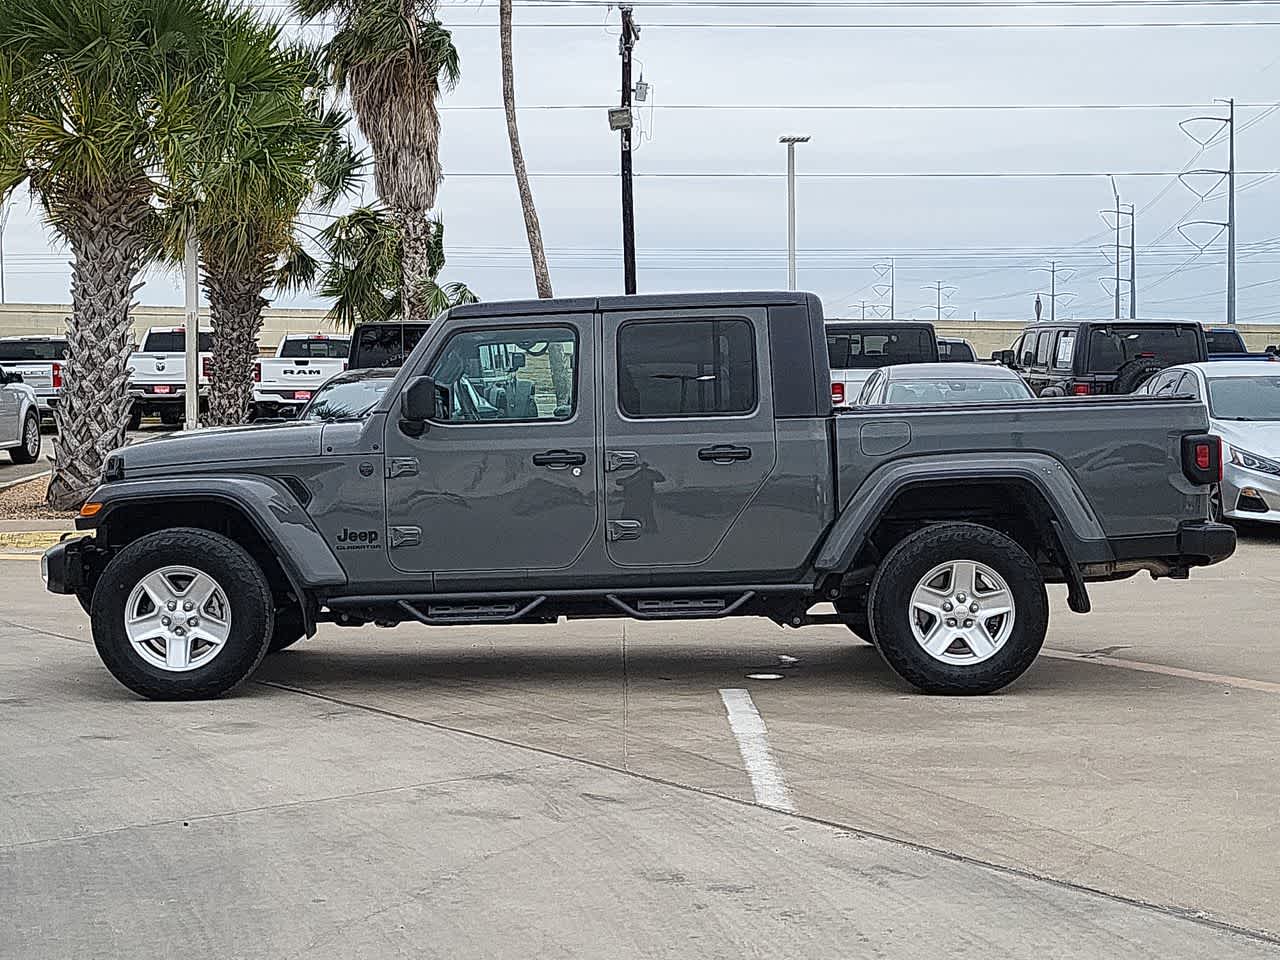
[1206,330,1247,355]
[298,375,393,421]
[280,337,350,359]
[1085,325,1201,372]
[0,340,66,361]
[1207,376,1280,421]
[827,327,937,369]
[141,331,214,353]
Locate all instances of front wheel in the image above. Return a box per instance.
[9,410,40,464]
[90,528,275,700]
[868,523,1048,695]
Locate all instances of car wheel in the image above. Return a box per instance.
[833,596,874,645]
[90,528,274,700]
[127,404,142,430]
[267,608,306,653]
[868,522,1048,695]
[9,410,41,464]
[159,408,183,426]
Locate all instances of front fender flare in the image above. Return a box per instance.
[80,475,348,592]
[814,452,1111,573]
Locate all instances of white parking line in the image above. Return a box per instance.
[1043,648,1280,695]
[718,688,795,813]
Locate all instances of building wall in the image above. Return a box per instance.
[1,302,1277,360]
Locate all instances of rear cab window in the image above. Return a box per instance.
[280,337,350,359]
[141,331,214,353]
[0,339,66,361]
[1206,330,1247,355]
[1084,324,1203,373]
[1053,331,1076,370]
[825,324,939,370]
[350,324,431,369]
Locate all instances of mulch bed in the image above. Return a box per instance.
[0,474,79,521]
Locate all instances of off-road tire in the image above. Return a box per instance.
[9,410,40,464]
[127,404,142,431]
[91,528,274,700]
[267,608,307,653]
[1112,357,1166,395]
[868,522,1048,695]
[159,407,183,426]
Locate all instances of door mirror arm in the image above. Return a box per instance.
[399,375,450,435]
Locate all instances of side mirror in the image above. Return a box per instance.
[508,353,526,372]
[401,375,447,422]
[1039,386,1066,398]
[995,349,1017,367]
[1267,345,1278,356]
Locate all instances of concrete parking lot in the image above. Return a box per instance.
[1,529,1278,958]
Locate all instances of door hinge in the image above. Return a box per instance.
[389,526,421,548]
[606,449,639,472]
[387,457,419,479]
[607,519,643,542]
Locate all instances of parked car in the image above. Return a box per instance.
[127,326,213,427]
[0,336,66,420]
[347,322,431,370]
[996,318,1206,396]
[936,337,977,363]
[1203,326,1279,362]
[46,291,1234,703]
[0,367,41,464]
[252,334,351,419]
[1135,361,1280,522]
[857,363,1033,405]
[826,320,939,406]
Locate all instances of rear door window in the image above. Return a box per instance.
[1053,332,1076,370]
[619,318,756,417]
[1035,332,1053,366]
[1086,325,1201,372]
[1018,333,1037,367]
[826,326,938,370]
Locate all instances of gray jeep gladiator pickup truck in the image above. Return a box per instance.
[43,291,1235,701]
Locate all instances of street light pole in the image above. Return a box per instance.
[780,135,809,290]
[183,234,200,430]
[1226,97,1237,326]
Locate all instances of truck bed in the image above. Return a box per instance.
[834,394,1210,551]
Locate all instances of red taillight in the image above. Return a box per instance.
[1071,383,1091,396]
[831,382,845,406]
[1181,434,1222,484]
[253,362,261,383]
[51,362,61,389]
[201,357,211,379]
[341,360,349,371]
[1195,443,1212,471]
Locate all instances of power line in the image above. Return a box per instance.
[283,18,1280,28]
[438,102,1280,112]
[432,169,1280,179]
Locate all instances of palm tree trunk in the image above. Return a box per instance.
[203,260,270,427]
[399,208,435,325]
[47,188,150,510]
[500,0,571,403]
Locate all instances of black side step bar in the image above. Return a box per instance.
[605,591,755,621]
[397,596,547,626]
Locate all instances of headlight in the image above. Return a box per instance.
[1227,445,1280,476]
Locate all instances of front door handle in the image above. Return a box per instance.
[532,449,587,469]
[698,444,752,463]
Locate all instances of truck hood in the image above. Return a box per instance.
[118,420,324,471]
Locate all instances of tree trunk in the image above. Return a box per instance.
[203,259,270,427]
[399,207,435,325]
[47,188,150,510]
[500,0,571,402]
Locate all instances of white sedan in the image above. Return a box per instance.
[1137,361,1280,522]
[856,362,1034,405]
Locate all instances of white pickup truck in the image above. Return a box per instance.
[127,326,213,427]
[0,336,66,421]
[252,333,350,419]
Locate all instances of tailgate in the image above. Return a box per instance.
[259,359,343,391]
[834,396,1211,538]
[0,363,53,392]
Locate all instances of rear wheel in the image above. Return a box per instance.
[90,528,274,700]
[127,404,142,430]
[159,407,183,426]
[868,523,1048,695]
[9,410,40,464]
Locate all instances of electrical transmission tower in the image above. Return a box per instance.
[1176,98,1237,324]
[1098,175,1136,319]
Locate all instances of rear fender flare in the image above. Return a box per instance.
[814,453,1111,573]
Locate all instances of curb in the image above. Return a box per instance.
[0,530,73,551]
[0,469,50,494]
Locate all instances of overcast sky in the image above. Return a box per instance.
[5,0,1280,323]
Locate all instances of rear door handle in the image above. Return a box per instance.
[698,444,752,463]
[532,449,587,469]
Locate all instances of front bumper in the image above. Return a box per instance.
[41,535,96,595]
[1221,464,1280,523]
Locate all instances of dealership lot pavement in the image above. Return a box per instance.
[2,528,1278,958]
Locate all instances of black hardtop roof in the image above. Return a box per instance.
[1023,317,1203,327]
[445,291,819,320]
[825,319,935,328]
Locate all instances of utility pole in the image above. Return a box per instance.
[780,135,809,290]
[1050,260,1057,322]
[619,6,639,295]
[1110,175,1121,321]
[860,300,867,320]
[922,280,957,323]
[1226,97,1237,325]
[889,257,896,319]
[1129,204,1137,318]
[0,198,8,304]
[183,234,200,430]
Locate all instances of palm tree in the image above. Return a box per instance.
[295,0,460,326]
[296,204,476,329]
[0,0,209,508]
[498,0,569,406]
[157,12,360,426]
